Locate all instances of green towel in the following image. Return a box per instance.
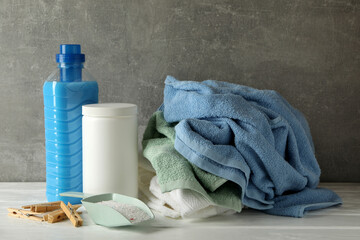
[142,111,242,212]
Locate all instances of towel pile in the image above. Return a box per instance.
[140,76,342,218]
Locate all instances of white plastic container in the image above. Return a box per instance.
[82,103,138,197]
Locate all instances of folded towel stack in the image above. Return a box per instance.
[141,76,342,218]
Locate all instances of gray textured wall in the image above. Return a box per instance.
[0,0,359,182]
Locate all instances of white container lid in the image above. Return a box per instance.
[82,103,137,117]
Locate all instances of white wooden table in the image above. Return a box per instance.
[1,183,359,239]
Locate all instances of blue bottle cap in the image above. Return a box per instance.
[56,44,85,63]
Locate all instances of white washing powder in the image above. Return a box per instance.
[97,200,151,224]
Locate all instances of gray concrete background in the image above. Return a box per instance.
[0,0,359,182]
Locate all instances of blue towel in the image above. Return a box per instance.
[162,76,342,217]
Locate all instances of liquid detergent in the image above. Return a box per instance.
[43,44,98,204]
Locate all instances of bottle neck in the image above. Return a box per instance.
[58,62,84,82]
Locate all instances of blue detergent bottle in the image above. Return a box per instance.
[43,44,98,204]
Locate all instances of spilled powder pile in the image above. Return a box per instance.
[97,200,151,224]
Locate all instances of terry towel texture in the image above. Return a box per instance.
[142,111,243,214]
[149,175,237,218]
[161,76,342,217]
[138,167,236,218]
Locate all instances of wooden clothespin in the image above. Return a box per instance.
[60,202,83,227]
[8,208,43,222]
[22,201,61,212]
[45,204,81,223]
[47,211,82,223]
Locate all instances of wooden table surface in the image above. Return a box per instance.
[1,182,359,239]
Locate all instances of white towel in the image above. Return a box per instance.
[149,176,236,218]
[138,155,236,219]
[138,167,181,218]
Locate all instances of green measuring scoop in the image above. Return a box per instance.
[60,192,154,227]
